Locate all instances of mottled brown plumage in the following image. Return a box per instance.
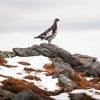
[34,18,60,44]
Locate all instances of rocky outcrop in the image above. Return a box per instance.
[13,43,82,66]
[0,43,100,100]
[13,89,54,100]
[73,54,100,77]
[0,43,100,77]
[0,51,16,58]
[0,88,54,100]
[13,48,41,57]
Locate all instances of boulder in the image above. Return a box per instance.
[40,43,82,66]
[0,51,16,58]
[73,54,100,76]
[0,87,15,100]
[13,43,82,66]
[14,89,54,100]
[13,48,41,57]
[13,89,43,100]
[69,93,95,100]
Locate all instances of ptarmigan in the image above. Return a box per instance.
[34,18,60,44]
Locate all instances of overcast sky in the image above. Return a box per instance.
[0,0,100,33]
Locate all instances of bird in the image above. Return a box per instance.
[34,18,60,44]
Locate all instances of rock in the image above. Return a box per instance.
[51,58,74,76]
[73,54,100,76]
[13,89,54,100]
[73,54,97,67]
[13,48,41,57]
[0,51,16,58]
[51,58,76,91]
[69,93,96,100]
[30,44,58,58]
[13,89,43,100]
[58,74,76,92]
[13,43,82,66]
[0,87,15,100]
[40,43,82,66]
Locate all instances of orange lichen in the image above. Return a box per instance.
[24,67,35,73]
[2,64,18,68]
[0,58,7,65]
[43,64,57,76]
[90,77,100,83]
[1,77,62,98]
[24,75,41,81]
[18,61,31,66]
[70,72,100,89]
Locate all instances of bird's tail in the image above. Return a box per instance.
[34,36,39,39]
[34,36,43,40]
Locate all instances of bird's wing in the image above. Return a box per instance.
[38,26,52,38]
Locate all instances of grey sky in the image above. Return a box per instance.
[0,0,100,33]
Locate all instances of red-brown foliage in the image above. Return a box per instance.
[70,72,100,89]
[24,67,35,73]
[2,64,18,68]
[18,61,31,66]
[1,77,63,97]
[24,75,41,81]
[0,58,7,65]
[43,64,57,76]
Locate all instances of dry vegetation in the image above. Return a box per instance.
[1,77,63,97]
[24,67,35,73]
[43,64,57,76]
[0,58,7,65]
[70,72,100,89]
[24,75,41,81]
[18,61,31,66]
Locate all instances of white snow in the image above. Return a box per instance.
[51,93,70,100]
[0,56,60,91]
[71,88,100,100]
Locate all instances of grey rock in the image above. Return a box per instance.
[69,93,95,100]
[13,89,54,100]
[58,74,76,92]
[0,51,16,58]
[12,43,82,66]
[73,54,100,76]
[30,44,58,58]
[51,57,75,79]
[73,54,97,67]
[0,87,15,99]
[51,58,74,74]
[13,89,42,100]
[13,48,41,57]
[40,43,82,66]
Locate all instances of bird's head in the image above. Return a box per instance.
[55,18,60,22]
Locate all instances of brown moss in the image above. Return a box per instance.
[1,77,63,97]
[90,77,100,83]
[18,61,31,66]
[24,67,35,73]
[2,64,18,68]
[24,67,45,73]
[0,74,13,79]
[24,75,41,81]
[43,64,57,76]
[70,72,100,89]
[0,58,7,65]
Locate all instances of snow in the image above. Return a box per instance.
[34,75,59,91]
[0,56,60,91]
[71,88,100,100]
[51,93,70,100]
[0,55,100,100]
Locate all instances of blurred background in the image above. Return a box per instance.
[0,0,100,59]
